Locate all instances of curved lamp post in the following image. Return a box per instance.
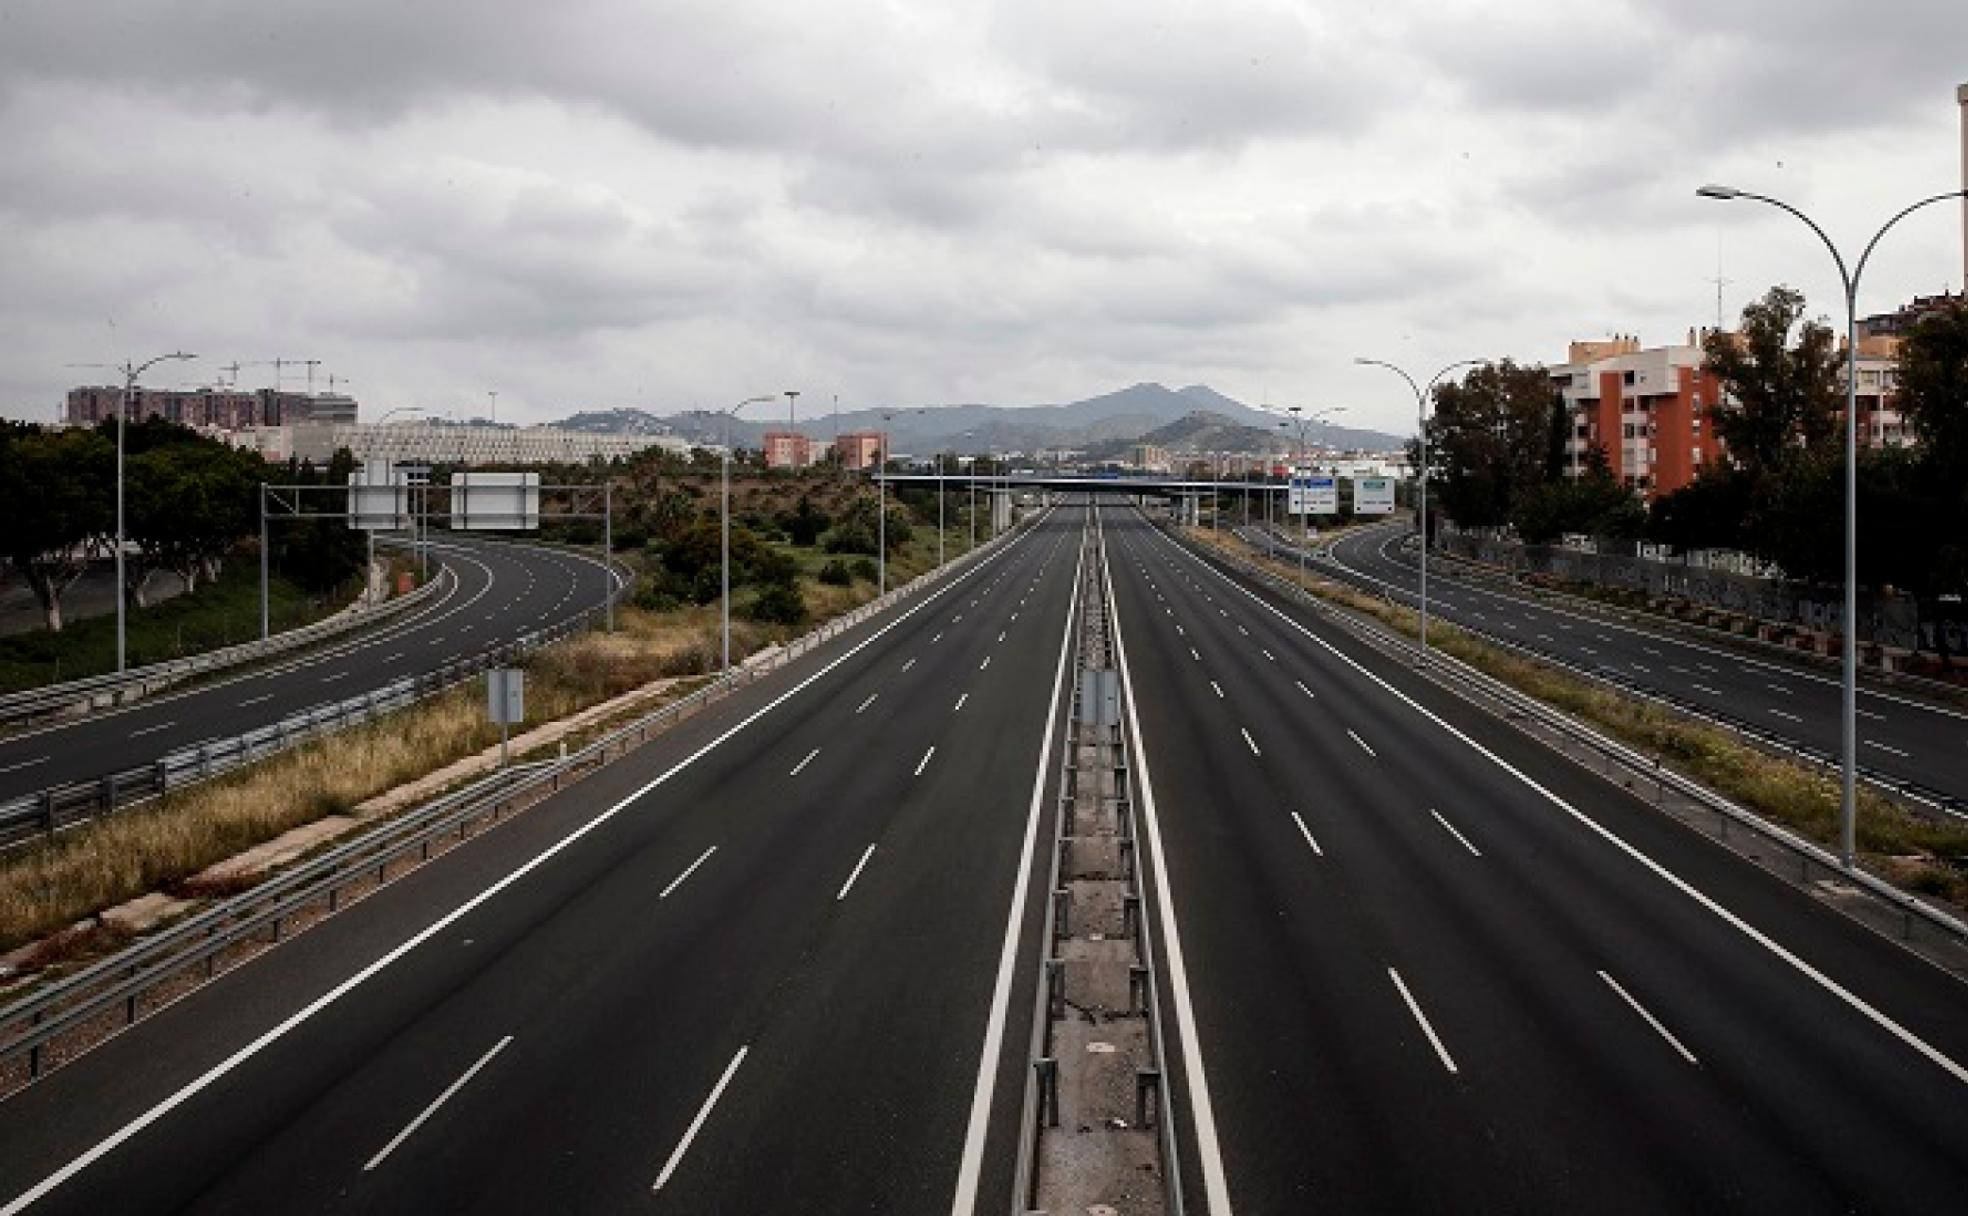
[721,395,775,672]
[1697,182,1968,869]
[114,351,196,672]
[1354,357,1484,667]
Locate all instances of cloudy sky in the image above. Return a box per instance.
[1,0,1963,436]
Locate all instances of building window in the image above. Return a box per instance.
[1623,370,1636,385]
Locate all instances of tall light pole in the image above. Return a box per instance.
[111,351,196,672]
[1355,357,1483,667]
[1698,182,1968,870]
[1271,404,1346,588]
[721,395,775,672]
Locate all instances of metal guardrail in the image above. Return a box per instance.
[0,556,447,729]
[0,509,1041,1085]
[0,584,606,851]
[1164,520,1968,948]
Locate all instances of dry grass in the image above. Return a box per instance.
[1185,527,1968,910]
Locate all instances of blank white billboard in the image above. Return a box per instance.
[452,472,541,531]
[347,463,408,530]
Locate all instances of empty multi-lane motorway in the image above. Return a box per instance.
[0,537,621,804]
[1317,520,1968,811]
[0,502,1963,1213]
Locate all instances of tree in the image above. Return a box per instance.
[782,494,830,546]
[1702,285,1842,475]
[1511,445,1643,543]
[1894,297,1968,486]
[1421,360,1560,528]
[0,428,113,631]
[1646,464,1753,554]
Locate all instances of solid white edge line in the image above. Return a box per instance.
[789,748,821,777]
[1106,526,1236,1213]
[836,843,879,902]
[949,520,1084,1214]
[658,846,717,899]
[1598,970,1698,1065]
[1429,810,1482,857]
[363,1035,513,1171]
[0,522,1044,1216]
[1154,523,1968,1089]
[1290,811,1324,857]
[651,1046,749,1191]
[1389,968,1459,1074]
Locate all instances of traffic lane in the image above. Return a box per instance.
[1151,515,1968,1071]
[1119,520,1968,1210]
[1108,532,1502,1211]
[0,518,1060,1212]
[1326,526,1968,799]
[0,537,599,799]
[178,511,1083,1213]
[649,523,1083,1211]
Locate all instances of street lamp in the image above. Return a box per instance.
[1698,181,1968,870]
[722,395,775,673]
[1355,357,1484,667]
[1269,404,1347,589]
[112,351,196,672]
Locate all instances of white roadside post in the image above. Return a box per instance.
[488,668,524,768]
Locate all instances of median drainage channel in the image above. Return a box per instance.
[1015,520,1180,1214]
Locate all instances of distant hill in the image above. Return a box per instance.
[550,384,1403,456]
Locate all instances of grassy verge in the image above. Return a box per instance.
[1183,526,1968,911]
[0,523,1013,958]
[0,562,358,694]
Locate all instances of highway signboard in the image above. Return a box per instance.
[1352,476,1395,515]
[453,472,541,530]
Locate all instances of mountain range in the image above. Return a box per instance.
[553,383,1405,455]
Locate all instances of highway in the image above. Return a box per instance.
[1109,508,1968,1211]
[1301,521,1968,812]
[0,506,1084,1214]
[2,500,1966,1213]
[0,537,621,803]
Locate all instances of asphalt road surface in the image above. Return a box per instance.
[1110,507,1968,1212]
[1299,521,1968,812]
[0,536,622,803]
[2,503,1964,1213]
[0,506,1085,1215]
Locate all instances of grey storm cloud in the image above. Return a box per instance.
[0,0,1962,431]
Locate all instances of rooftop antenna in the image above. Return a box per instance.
[1706,231,1732,332]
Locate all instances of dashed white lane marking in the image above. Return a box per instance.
[1599,971,1698,1065]
[932,632,943,644]
[1290,811,1323,857]
[1191,648,1201,661]
[954,693,969,712]
[789,748,821,777]
[856,694,878,714]
[238,693,274,707]
[915,745,937,776]
[320,670,349,683]
[1692,684,1722,696]
[659,846,718,899]
[1769,709,1801,723]
[1295,680,1315,699]
[1430,810,1482,857]
[129,720,176,738]
[0,756,49,775]
[652,1047,749,1192]
[363,1035,514,1171]
[902,658,918,672]
[979,656,991,670]
[1347,729,1376,758]
[997,631,1006,643]
[1390,968,1458,1074]
[1856,708,1885,721]
[1261,649,1275,662]
[1210,680,1224,698]
[1864,740,1909,758]
[1766,683,1792,695]
[835,844,878,901]
[1241,727,1260,755]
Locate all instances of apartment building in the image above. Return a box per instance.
[833,431,887,470]
[761,431,817,469]
[1552,330,1907,499]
